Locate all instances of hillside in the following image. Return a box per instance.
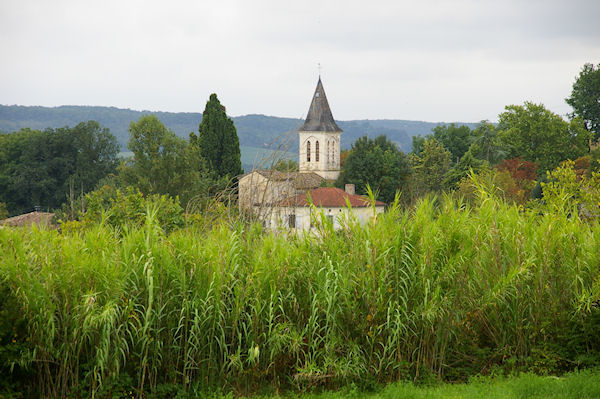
[0,105,479,171]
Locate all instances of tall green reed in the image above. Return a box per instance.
[1,190,599,397]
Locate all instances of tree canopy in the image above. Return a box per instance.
[336,135,411,203]
[497,102,590,175]
[409,138,452,194]
[432,123,473,163]
[193,94,243,179]
[566,63,600,140]
[468,121,504,165]
[0,121,118,216]
[120,114,216,206]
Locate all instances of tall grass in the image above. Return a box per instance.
[1,193,599,397]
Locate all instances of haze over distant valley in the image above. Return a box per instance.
[0,104,479,171]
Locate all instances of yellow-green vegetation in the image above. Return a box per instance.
[250,370,600,399]
[1,187,600,398]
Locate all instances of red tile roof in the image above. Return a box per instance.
[0,211,55,227]
[278,187,385,208]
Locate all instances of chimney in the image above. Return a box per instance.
[345,184,355,195]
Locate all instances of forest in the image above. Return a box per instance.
[0,104,442,172]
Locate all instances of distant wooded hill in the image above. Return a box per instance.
[0,105,479,171]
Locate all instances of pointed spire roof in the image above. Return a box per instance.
[299,77,343,132]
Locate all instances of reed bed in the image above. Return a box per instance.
[1,196,599,398]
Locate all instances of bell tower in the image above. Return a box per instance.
[298,77,343,180]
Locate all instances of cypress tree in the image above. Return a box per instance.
[196,94,243,179]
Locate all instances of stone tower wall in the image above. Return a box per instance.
[299,130,341,180]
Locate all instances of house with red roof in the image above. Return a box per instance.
[266,185,384,231]
[238,77,385,231]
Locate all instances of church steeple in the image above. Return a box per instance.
[299,78,343,133]
[298,77,342,180]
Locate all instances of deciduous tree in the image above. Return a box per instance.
[409,138,451,194]
[444,149,488,189]
[432,123,473,163]
[469,121,505,165]
[566,63,600,140]
[336,135,411,203]
[122,114,216,206]
[497,102,590,175]
[70,121,120,192]
[0,123,118,216]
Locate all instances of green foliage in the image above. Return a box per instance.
[266,370,600,398]
[336,135,411,203]
[589,147,600,174]
[540,160,600,218]
[409,138,451,195]
[432,123,473,163]
[444,149,489,189]
[0,277,33,397]
[566,63,600,140]
[411,134,425,156]
[2,191,600,397]
[70,121,121,191]
[0,105,450,155]
[121,114,218,207]
[195,94,243,179]
[0,202,7,220]
[469,121,505,165]
[71,185,185,233]
[123,114,187,194]
[498,102,590,174]
[0,121,119,216]
[457,168,533,206]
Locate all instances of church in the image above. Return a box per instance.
[238,78,384,231]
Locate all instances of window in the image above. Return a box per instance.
[327,141,331,165]
[307,141,311,162]
[315,141,319,162]
[331,141,336,166]
[330,140,334,165]
[288,214,296,228]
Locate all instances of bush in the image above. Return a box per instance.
[58,185,185,233]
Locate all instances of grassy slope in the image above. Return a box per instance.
[252,371,600,399]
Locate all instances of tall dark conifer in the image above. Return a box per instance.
[196,94,243,179]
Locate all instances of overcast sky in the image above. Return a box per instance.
[1,0,598,123]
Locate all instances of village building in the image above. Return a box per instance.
[0,210,55,228]
[297,77,343,180]
[265,185,385,231]
[238,77,385,231]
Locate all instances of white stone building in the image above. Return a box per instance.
[264,186,385,232]
[238,77,385,231]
